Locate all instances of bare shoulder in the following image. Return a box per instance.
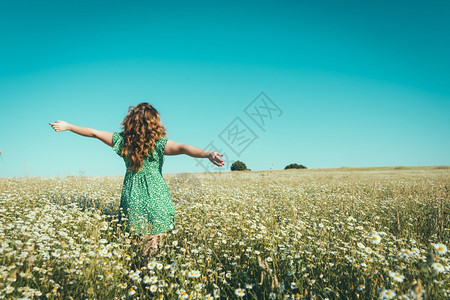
[93,130,114,147]
[164,139,184,155]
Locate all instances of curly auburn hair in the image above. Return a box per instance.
[119,102,167,172]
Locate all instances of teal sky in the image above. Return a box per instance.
[0,0,449,177]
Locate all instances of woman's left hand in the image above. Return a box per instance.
[49,120,70,132]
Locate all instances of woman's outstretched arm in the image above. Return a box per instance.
[164,139,224,167]
[49,120,114,147]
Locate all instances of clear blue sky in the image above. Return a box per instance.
[0,0,449,177]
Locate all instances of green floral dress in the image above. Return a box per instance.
[112,132,176,235]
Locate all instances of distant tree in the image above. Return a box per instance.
[231,161,249,171]
[284,163,307,170]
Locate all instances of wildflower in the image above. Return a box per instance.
[235,288,245,297]
[143,275,151,284]
[432,263,445,273]
[150,285,157,292]
[129,270,141,281]
[245,283,253,289]
[177,288,187,295]
[188,270,201,278]
[99,238,108,244]
[371,233,381,244]
[434,243,448,255]
[148,261,157,269]
[5,285,14,294]
[118,282,127,289]
[99,248,108,256]
[389,271,405,282]
[357,242,365,249]
[149,276,158,284]
[128,287,136,296]
[205,294,213,300]
[291,282,298,289]
[380,289,396,299]
[400,248,413,258]
[213,288,220,298]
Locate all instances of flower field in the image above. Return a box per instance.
[0,166,449,299]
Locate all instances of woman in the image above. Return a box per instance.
[49,102,224,257]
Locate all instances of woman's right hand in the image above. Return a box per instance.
[208,151,224,167]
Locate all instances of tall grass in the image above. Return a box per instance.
[0,167,448,299]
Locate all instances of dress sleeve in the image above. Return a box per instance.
[158,136,168,156]
[112,132,123,156]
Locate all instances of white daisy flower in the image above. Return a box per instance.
[150,276,158,284]
[434,243,448,255]
[371,233,381,244]
[432,263,445,273]
[188,270,201,278]
[213,288,220,298]
[389,271,405,282]
[400,248,414,259]
[235,288,245,297]
[147,261,157,270]
[380,289,396,299]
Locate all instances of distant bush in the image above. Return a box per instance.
[231,161,249,171]
[284,163,307,170]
